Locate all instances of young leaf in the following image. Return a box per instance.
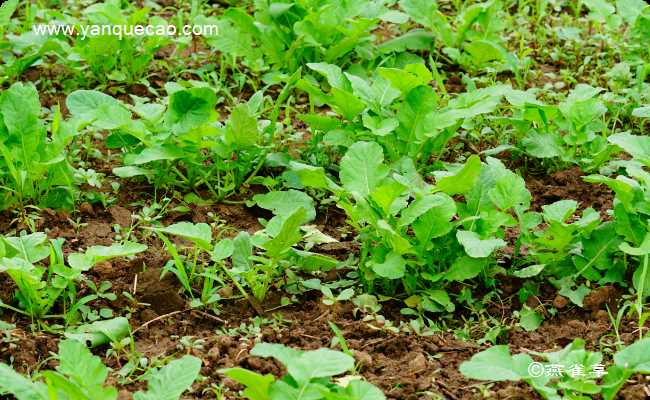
[518,306,543,332]
[165,88,217,133]
[56,339,109,388]
[340,142,389,198]
[459,346,532,381]
[613,338,650,373]
[220,368,273,400]
[253,190,316,222]
[456,231,506,258]
[66,90,131,129]
[225,103,259,147]
[435,155,481,196]
[149,222,213,251]
[372,251,407,279]
[134,355,202,400]
[0,364,47,400]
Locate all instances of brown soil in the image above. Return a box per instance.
[527,166,614,217]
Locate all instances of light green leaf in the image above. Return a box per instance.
[0,0,19,27]
[65,317,131,347]
[518,306,543,332]
[225,103,259,147]
[445,256,486,281]
[0,363,47,400]
[57,339,109,388]
[436,155,481,196]
[459,346,532,381]
[220,368,272,400]
[340,142,389,198]
[165,88,217,133]
[372,251,406,279]
[614,338,650,373]
[253,190,316,222]
[608,132,650,166]
[149,222,212,250]
[134,356,202,400]
[211,239,234,262]
[288,349,355,384]
[67,90,131,129]
[631,105,650,118]
[456,231,506,258]
[513,264,545,278]
[68,242,147,271]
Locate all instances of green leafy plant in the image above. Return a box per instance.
[460,338,650,400]
[296,62,509,169]
[0,339,201,400]
[221,342,385,400]
[398,0,520,72]
[67,86,269,200]
[0,82,77,211]
[150,195,338,305]
[206,0,403,76]
[0,232,146,323]
[503,84,614,171]
[291,142,537,313]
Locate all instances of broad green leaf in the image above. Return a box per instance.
[211,239,234,262]
[341,380,386,400]
[57,339,109,388]
[150,222,212,250]
[558,283,591,307]
[346,74,400,111]
[399,193,456,227]
[456,231,506,258]
[134,355,202,400]
[220,368,273,400]
[66,90,131,129]
[614,338,650,372]
[251,342,303,367]
[1,82,41,139]
[608,132,650,166]
[112,166,153,178]
[68,242,147,271]
[436,155,481,196]
[489,171,531,211]
[262,208,307,259]
[225,103,259,147]
[542,200,578,223]
[288,349,355,384]
[165,88,217,133]
[124,145,185,165]
[0,363,47,400]
[377,29,434,53]
[445,256,486,281]
[307,63,351,91]
[396,85,437,145]
[512,264,545,278]
[372,251,406,279]
[65,317,131,347]
[2,232,50,263]
[340,142,389,198]
[411,196,457,243]
[518,306,543,332]
[522,131,564,159]
[632,105,650,118]
[0,0,19,27]
[232,232,253,273]
[289,161,332,190]
[253,190,316,222]
[459,346,532,381]
[377,64,432,96]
